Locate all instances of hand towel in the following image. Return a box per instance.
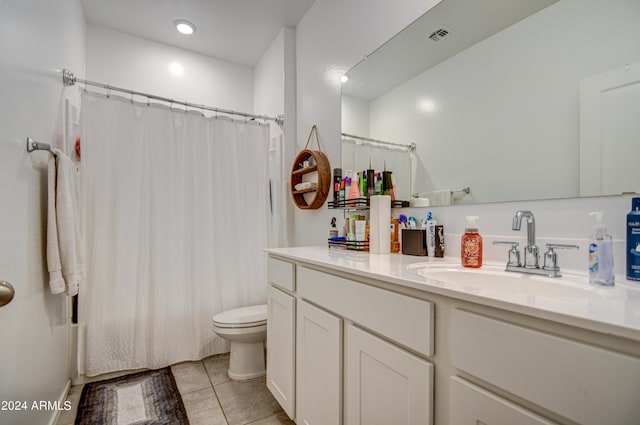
[47,149,83,295]
[47,153,65,294]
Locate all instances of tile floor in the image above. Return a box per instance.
[56,353,295,425]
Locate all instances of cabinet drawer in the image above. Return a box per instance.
[451,309,640,425]
[268,257,295,291]
[450,377,555,425]
[297,266,434,356]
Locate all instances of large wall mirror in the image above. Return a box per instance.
[341,0,640,206]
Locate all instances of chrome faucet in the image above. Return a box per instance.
[512,210,538,268]
[493,210,578,278]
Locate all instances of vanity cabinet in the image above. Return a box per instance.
[345,324,433,425]
[266,251,640,425]
[296,299,342,425]
[266,256,435,425]
[450,309,640,425]
[266,284,295,419]
[449,377,555,425]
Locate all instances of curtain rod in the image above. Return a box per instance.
[62,69,284,126]
[341,132,416,152]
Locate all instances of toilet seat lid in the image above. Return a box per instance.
[213,304,267,327]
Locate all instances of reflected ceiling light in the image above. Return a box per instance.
[340,75,349,83]
[418,99,437,114]
[169,62,184,76]
[174,19,196,35]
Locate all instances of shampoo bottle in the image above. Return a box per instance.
[589,211,614,286]
[627,198,640,281]
[461,216,482,268]
[329,217,338,239]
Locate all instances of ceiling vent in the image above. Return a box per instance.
[428,26,454,42]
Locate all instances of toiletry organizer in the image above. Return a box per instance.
[291,126,331,210]
[328,239,369,251]
[328,197,409,209]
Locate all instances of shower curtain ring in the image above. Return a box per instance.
[130,92,134,104]
[106,86,111,98]
[147,96,150,106]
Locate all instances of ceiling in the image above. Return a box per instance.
[80,0,316,67]
[342,0,558,100]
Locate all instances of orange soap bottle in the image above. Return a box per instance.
[461,216,482,268]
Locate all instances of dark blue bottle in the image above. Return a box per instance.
[627,197,640,281]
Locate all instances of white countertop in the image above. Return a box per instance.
[266,246,640,343]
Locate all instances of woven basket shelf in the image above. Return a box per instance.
[290,149,331,210]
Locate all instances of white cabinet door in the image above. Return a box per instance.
[450,377,556,425]
[266,285,296,419]
[345,324,433,425]
[296,299,342,425]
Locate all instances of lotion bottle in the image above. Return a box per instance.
[461,216,482,268]
[627,197,640,281]
[589,211,614,286]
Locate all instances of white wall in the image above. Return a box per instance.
[86,25,253,113]
[341,95,369,136]
[293,0,637,281]
[368,0,640,204]
[0,1,85,424]
[294,0,442,246]
[254,27,297,247]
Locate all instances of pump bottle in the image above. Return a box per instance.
[627,198,640,281]
[589,211,614,286]
[461,216,482,268]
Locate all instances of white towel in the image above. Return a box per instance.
[47,149,83,295]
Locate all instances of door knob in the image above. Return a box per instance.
[0,280,15,307]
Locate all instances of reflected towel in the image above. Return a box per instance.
[419,190,453,206]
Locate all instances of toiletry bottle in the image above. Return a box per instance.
[627,197,640,281]
[348,174,360,200]
[589,211,614,286]
[333,169,342,205]
[390,217,400,253]
[434,225,445,257]
[426,212,437,256]
[461,216,482,268]
[367,167,375,198]
[329,217,338,239]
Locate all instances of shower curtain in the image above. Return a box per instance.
[78,92,270,376]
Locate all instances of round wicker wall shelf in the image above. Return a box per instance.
[290,126,331,210]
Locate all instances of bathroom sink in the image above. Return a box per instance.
[405,263,602,300]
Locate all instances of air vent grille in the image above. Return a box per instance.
[428,27,453,42]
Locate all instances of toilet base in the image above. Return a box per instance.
[228,341,265,381]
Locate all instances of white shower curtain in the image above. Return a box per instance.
[78,92,270,376]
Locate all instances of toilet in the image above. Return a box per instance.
[212,304,267,381]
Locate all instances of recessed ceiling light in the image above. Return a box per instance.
[174,19,196,35]
[340,75,349,83]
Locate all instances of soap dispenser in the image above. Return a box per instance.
[461,216,482,268]
[589,211,614,286]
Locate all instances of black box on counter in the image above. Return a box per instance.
[401,229,427,256]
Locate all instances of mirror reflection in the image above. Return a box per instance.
[341,0,640,206]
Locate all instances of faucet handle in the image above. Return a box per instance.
[543,244,579,273]
[493,241,521,267]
